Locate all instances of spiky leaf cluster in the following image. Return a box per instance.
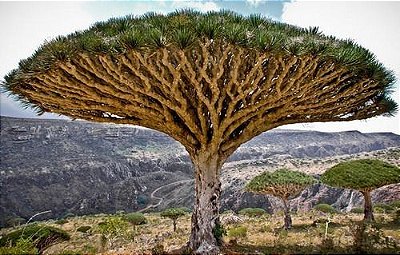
[246,168,317,199]
[3,10,396,111]
[321,159,400,192]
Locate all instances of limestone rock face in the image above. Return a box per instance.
[1,116,399,226]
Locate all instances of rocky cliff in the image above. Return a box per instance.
[1,116,399,226]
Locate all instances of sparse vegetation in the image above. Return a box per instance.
[55,219,69,225]
[314,203,338,214]
[350,207,364,214]
[1,210,399,254]
[238,208,267,217]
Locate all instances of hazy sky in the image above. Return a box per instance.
[0,1,399,134]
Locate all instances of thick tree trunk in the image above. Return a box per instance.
[362,190,374,222]
[282,198,292,230]
[188,152,222,255]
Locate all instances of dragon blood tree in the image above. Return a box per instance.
[321,159,400,222]
[1,10,397,253]
[246,169,317,229]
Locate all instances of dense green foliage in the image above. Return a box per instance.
[238,208,267,217]
[313,203,338,214]
[246,168,317,195]
[0,224,70,253]
[2,10,396,115]
[123,213,147,226]
[320,159,400,191]
[161,208,186,220]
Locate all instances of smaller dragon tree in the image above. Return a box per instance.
[321,159,400,222]
[246,168,317,229]
[161,208,187,232]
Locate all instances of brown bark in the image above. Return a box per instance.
[173,219,177,232]
[282,198,292,230]
[362,190,374,222]
[188,151,223,255]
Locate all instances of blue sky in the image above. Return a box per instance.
[0,1,399,134]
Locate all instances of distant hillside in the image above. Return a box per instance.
[1,116,399,226]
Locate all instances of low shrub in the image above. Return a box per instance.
[76,226,91,233]
[228,226,247,240]
[392,209,400,224]
[238,208,267,217]
[313,204,338,214]
[97,216,129,238]
[55,219,69,225]
[389,200,400,209]
[0,224,70,253]
[178,207,192,213]
[350,207,364,214]
[374,203,394,213]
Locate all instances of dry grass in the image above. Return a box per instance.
[1,210,398,254]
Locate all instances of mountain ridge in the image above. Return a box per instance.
[1,116,399,227]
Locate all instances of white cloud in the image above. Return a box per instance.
[172,1,220,12]
[246,0,262,7]
[281,1,400,134]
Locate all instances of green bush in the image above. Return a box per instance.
[389,200,400,209]
[374,203,394,213]
[76,226,91,233]
[0,224,70,253]
[178,207,192,213]
[350,207,364,214]
[123,213,147,226]
[313,204,338,214]
[55,219,69,225]
[228,226,247,240]
[97,216,129,238]
[213,223,226,245]
[238,208,267,217]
